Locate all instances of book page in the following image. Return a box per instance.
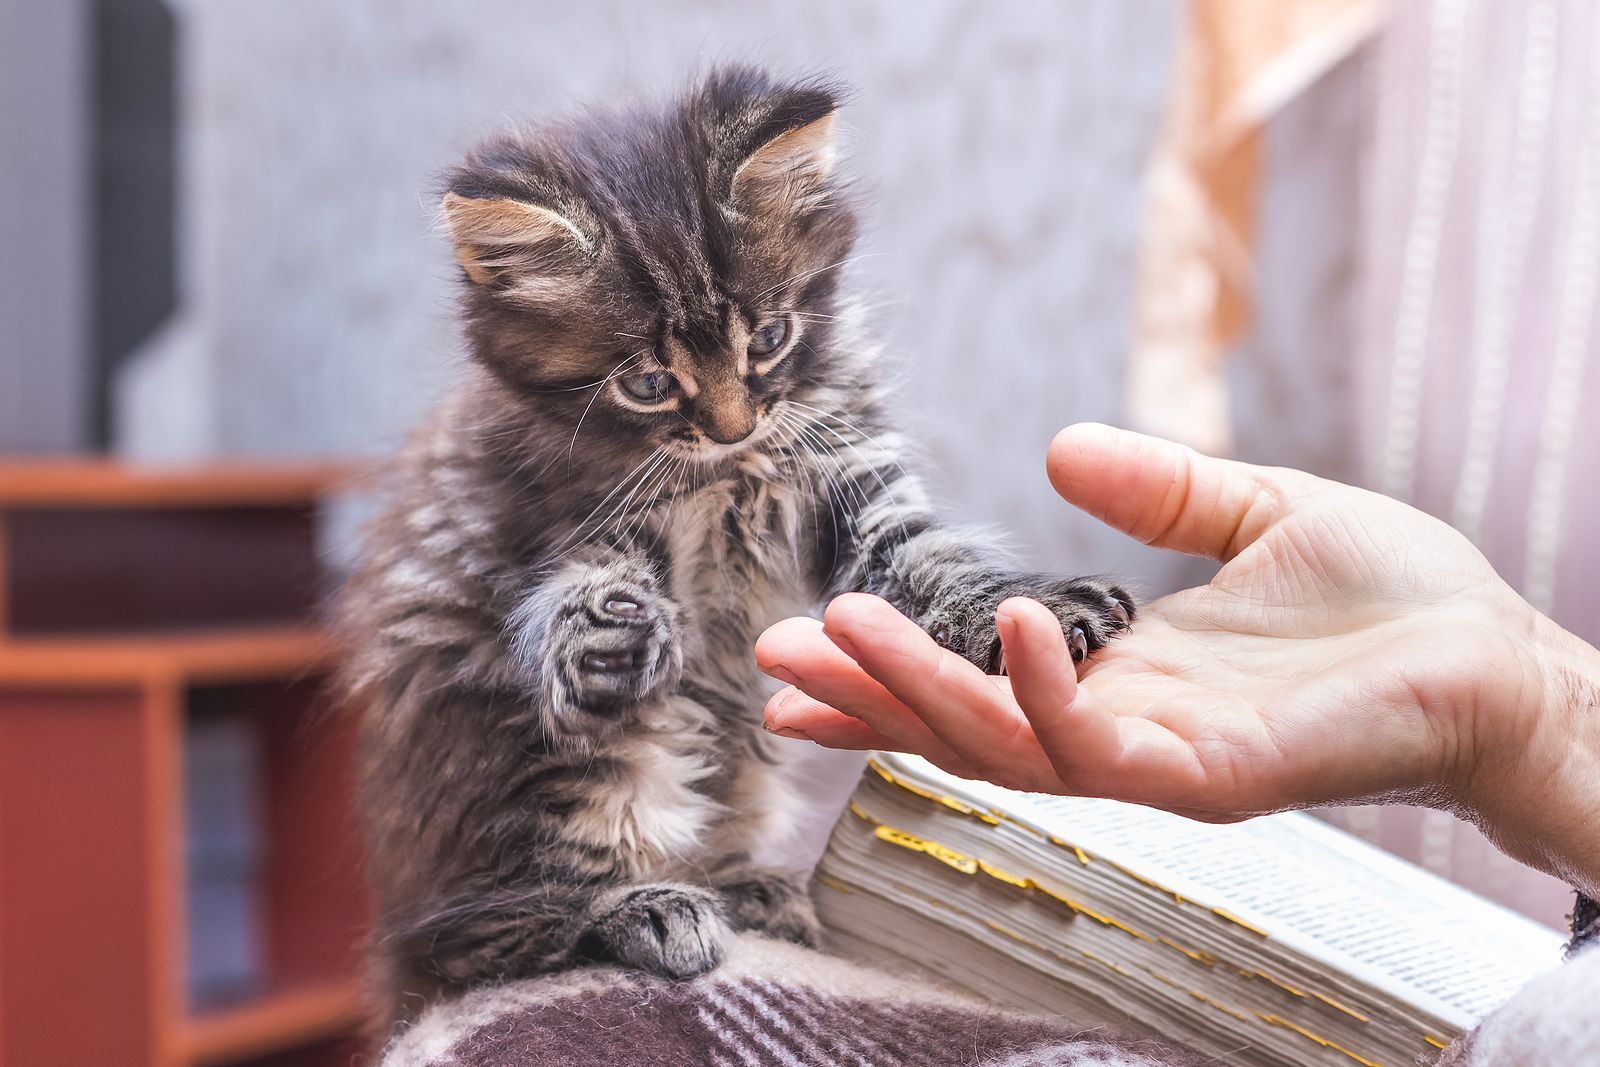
[882,755,1565,1023]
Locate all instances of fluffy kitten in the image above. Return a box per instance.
[342,67,1133,1025]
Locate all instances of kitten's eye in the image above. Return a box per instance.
[618,370,677,405]
[747,317,790,360]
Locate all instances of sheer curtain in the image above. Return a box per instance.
[1141,0,1600,930]
[1340,0,1600,930]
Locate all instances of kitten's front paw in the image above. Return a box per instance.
[548,573,682,715]
[1026,577,1135,664]
[925,576,1134,673]
[576,884,729,980]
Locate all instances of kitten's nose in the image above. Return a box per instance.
[696,380,757,444]
[702,407,756,445]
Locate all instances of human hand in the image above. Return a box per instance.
[756,424,1600,892]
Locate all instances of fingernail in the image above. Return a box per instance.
[994,610,1016,639]
[765,664,800,685]
[766,725,813,741]
[827,631,862,660]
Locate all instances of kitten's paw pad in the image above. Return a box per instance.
[579,885,729,980]
[556,581,682,711]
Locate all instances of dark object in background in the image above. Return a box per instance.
[0,0,177,454]
[185,713,265,1010]
[92,0,177,448]
[2,499,320,636]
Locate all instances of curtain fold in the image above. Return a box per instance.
[1131,0,1382,455]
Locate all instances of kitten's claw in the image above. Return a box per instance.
[920,576,1133,674]
[582,649,646,673]
[604,598,640,617]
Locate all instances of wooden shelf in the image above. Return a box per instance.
[0,460,358,508]
[179,980,366,1067]
[0,460,370,1067]
[0,626,331,687]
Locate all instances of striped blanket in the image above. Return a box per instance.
[379,934,1208,1067]
[380,931,1600,1066]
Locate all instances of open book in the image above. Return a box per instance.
[813,754,1565,1067]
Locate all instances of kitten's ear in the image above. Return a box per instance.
[698,68,848,214]
[729,110,840,214]
[440,192,592,286]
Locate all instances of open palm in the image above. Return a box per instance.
[756,424,1548,828]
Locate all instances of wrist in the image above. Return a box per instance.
[1467,610,1600,896]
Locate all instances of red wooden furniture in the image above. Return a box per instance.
[0,462,370,1067]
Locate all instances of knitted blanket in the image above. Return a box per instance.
[382,933,1600,1066]
[380,934,1209,1067]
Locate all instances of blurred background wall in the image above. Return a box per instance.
[111,0,1215,594]
[1,2,93,452]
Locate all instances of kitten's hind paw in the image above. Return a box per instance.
[718,870,821,948]
[576,884,730,980]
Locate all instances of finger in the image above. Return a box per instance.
[1001,598,1212,804]
[763,687,900,750]
[996,598,1124,782]
[756,614,971,766]
[820,594,1057,785]
[1045,423,1294,562]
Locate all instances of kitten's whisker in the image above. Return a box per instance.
[786,400,916,497]
[799,442,848,555]
[772,410,837,559]
[623,454,683,551]
[786,402,908,532]
[527,350,648,394]
[805,429,871,517]
[545,447,668,563]
[567,352,646,460]
[783,399,883,442]
[787,417,858,522]
[660,454,694,546]
[795,415,897,558]
[606,444,683,551]
[558,447,663,544]
[648,458,687,556]
[595,448,675,552]
[608,350,650,379]
[664,455,701,559]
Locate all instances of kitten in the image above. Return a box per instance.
[342,67,1133,1025]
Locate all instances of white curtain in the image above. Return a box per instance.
[1323,0,1600,931]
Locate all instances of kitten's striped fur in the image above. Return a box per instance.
[341,68,1132,1029]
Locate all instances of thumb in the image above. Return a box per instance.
[1046,423,1291,562]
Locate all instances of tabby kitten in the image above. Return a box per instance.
[343,67,1133,1025]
